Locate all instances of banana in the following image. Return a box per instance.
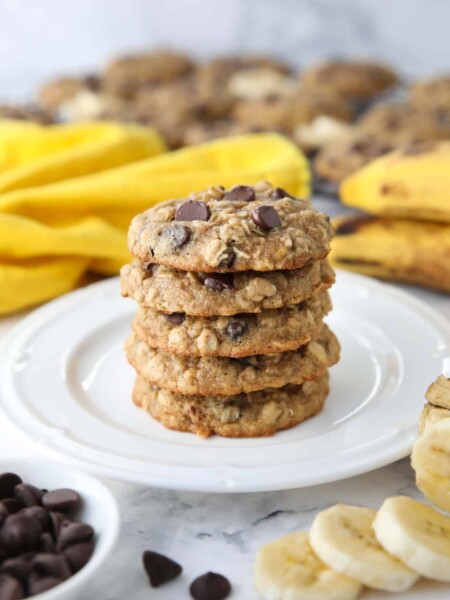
[425,375,450,409]
[309,504,419,592]
[415,471,450,514]
[418,403,450,435]
[253,531,362,600]
[412,419,450,479]
[373,496,450,582]
[330,214,450,292]
[340,141,450,223]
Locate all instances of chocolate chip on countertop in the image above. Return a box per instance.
[271,187,294,200]
[223,185,255,202]
[204,273,234,292]
[0,557,32,583]
[42,489,80,513]
[63,541,94,574]
[27,573,63,596]
[190,572,231,600]
[163,313,186,325]
[32,553,71,580]
[1,499,24,515]
[0,475,22,501]
[175,201,211,222]
[226,320,248,341]
[22,507,51,533]
[251,205,281,230]
[14,484,43,508]
[164,224,192,249]
[56,522,94,552]
[0,574,24,600]
[0,514,41,555]
[142,550,182,588]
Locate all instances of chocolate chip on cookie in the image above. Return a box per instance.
[163,313,186,325]
[251,205,281,229]
[271,187,294,200]
[223,185,255,202]
[204,274,234,291]
[175,201,211,222]
[163,224,191,248]
[225,320,248,341]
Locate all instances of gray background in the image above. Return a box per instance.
[0,0,449,99]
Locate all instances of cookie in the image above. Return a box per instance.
[128,181,332,272]
[408,76,450,112]
[103,50,194,98]
[314,133,395,183]
[300,60,397,101]
[0,104,55,125]
[358,104,446,145]
[121,259,334,316]
[132,290,331,357]
[181,120,261,147]
[125,324,340,396]
[59,91,132,122]
[293,116,355,153]
[133,373,329,438]
[232,91,352,131]
[38,75,101,110]
[227,68,298,100]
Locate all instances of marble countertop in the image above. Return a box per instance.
[1,196,449,599]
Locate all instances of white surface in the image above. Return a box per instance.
[0,457,119,600]
[1,271,449,494]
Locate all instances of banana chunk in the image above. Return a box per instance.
[310,504,418,592]
[412,419,450,479]
[415,472,450,513]
[418,403,450,435]
[254,531,362,600]
[373,496,450,582]
[425,375,450,410]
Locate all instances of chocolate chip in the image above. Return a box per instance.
[223,185,255,202]
[63,541,94,574]
[84,74,101,92]
[226,320,248,341]
[38,533,55,553]
[142,550,182,588]
[22,507,50,533]
[0,503,8,525]
[163,313,186,325]
[56,522,94,551]
[403,142,435,155]
[49,512,67,539]
[0,558,32,583]
[1,499,24,515]
[164,224,191,249]
[0,474,22,500]
[334,215,377,236]
[42,489,80,513]
[271,187,294,200]
[32,554,71,580]
[28,574,63,595]
[218,248,236,269]
[190,572,231,600]
[0,514,41,555]
[14,484,43,508]
[175,201,211,222]
[251,205,281,229]
[204,274,234,292]
[0,574,24,600]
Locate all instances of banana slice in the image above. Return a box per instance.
[425,375,450,410]
[412,419,450,479]
[309,504,418,592]
[373,496,450,581]
[415,471,450,513]
[253,531,362,600]
[418,403,450,435]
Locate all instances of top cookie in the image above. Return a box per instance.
[128,181,332,272]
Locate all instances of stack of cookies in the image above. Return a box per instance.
[120,181,339,437]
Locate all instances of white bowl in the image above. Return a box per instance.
[0,457,119,600]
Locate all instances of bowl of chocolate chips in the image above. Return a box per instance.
[0,458,119,600]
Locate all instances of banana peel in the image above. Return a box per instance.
[330,214,450,292]
[340,142,450,223]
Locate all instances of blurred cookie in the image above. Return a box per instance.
[0,103,55,124]
[103,50,194,97]
[133,373,329,438]
[181,119,261,146]
[38,74,101,110]
[293,116,355,153]
[300,59,398,101]
[227,68,298,100]
[232,91,352,131]
[408,75,450,112]
[314,133,395,183]
[59,90,133,122]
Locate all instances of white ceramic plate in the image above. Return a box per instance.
[1,272,449,493]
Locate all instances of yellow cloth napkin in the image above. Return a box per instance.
[0,123,310,315]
